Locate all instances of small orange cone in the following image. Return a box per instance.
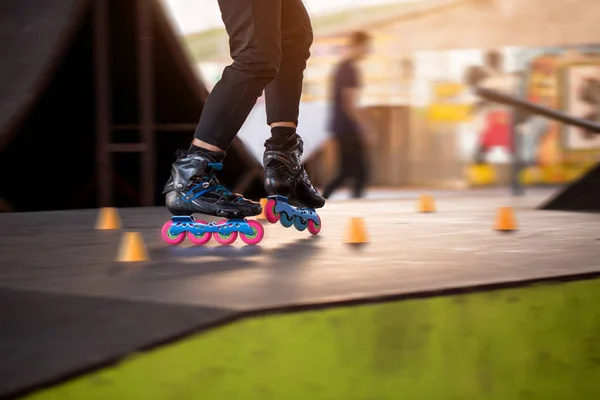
[346,217,369,245]
[95,207,121,230]
[494,207,517,232]
[417,194,436,213]
[257,198,268,220]
[115,232,149,262]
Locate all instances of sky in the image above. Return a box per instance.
[162,0,418,35]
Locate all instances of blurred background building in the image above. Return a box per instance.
[176,0,600,192]
[1,0,599,211]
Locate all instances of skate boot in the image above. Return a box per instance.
[161,149,264,246]
[263,133,324,235]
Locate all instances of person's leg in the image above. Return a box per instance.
[262,0,325,209]
[163,0,283,219]
[351,141,369,199]
[322,173,346,200]
[474,143,487,164]
[192,0,283,152]
[322,138,351,199]
[264,0,312,128]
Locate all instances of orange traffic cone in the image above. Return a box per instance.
[494,207,517,232]
[417,194,436,213]
[256,198,268,220]
[95,207,121,230]
[115,232,149,262]
[345,217,369,245]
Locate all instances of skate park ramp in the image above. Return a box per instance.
[1,191,599,399]
[0,0,264,212]
[539,163,600,212]
[15,276,600,400]
[0,0,85,149]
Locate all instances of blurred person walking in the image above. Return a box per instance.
[322,31,375,200]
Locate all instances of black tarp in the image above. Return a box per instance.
[0,0,264,212]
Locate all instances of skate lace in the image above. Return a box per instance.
[190,162,233,197]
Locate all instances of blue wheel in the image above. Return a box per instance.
[280,212,294,228]
[293,216,308,231]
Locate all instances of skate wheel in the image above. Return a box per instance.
[307,216,321,235]
[161,221,186,245]
[280,212,294,228]
[264,199,279,224]
[214,220,238,245]
[240,220,265,245]
[293,216,308,231]
[187,220,212,245]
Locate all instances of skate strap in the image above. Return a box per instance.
[207,162,223,171]
[183,183,233,201]
[183,161,235,202]
[204,163,233,196]
[212,185,233,197]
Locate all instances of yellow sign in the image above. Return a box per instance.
[433,82,465,98]
[427,103,472,122]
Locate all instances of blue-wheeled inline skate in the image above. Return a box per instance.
[264,195,321,235]
[263,133,325,235]
[161,149,264,246]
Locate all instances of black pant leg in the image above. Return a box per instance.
[264,0,313,127]
[351,140,369,198]
[322,136,355,198]
[193,0,283,150]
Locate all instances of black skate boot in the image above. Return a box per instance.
[262,133,324,235]
[160,149,264,247]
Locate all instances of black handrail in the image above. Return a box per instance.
[474,87,600,196]
[475,87,600,134]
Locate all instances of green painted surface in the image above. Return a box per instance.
[26,279,600,400]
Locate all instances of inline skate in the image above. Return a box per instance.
[161,149,264,246]
[263,133,325,235]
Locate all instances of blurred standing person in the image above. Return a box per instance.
[322,31,375,200]
[468,50,520,164]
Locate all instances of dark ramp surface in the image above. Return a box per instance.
[0,287,233,399]
[0,0,87,147]
[540,163,600,213]
[1,188,599,312]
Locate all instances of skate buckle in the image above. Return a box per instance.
[182,191,195,201]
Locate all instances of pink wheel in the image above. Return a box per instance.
[213,220,238,245]
[187,220,212,245]
[161,221,186,245]
[264,199,279,224]
[240,219,265,245]
[307,216,322,235]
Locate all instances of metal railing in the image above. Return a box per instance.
[474,87,600,195]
